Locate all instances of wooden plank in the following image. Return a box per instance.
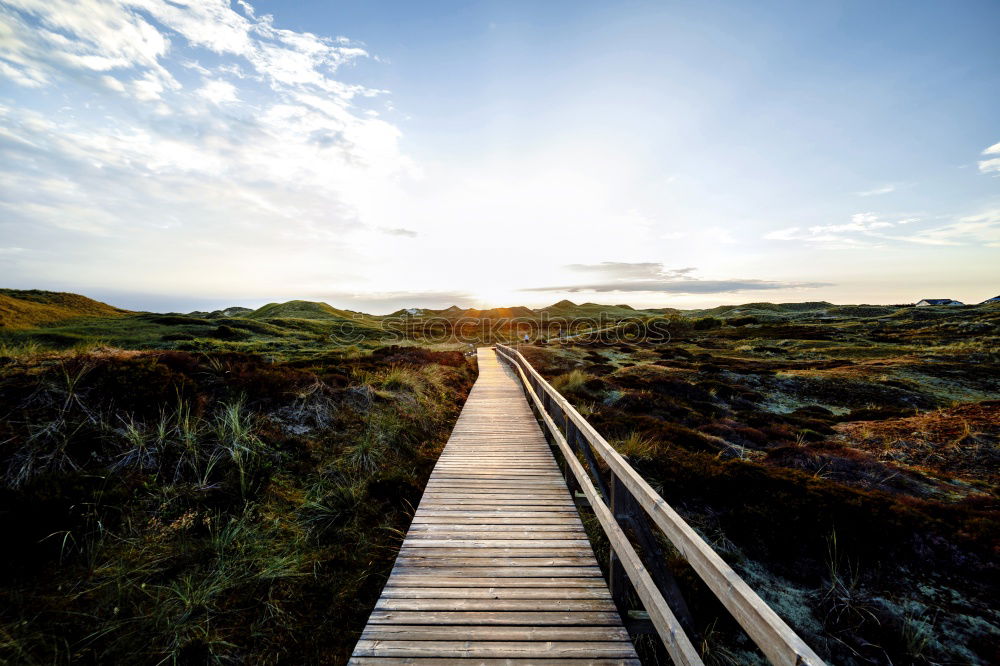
[413,510,579,517]
[395,549,596,558]
[375,598,618,611]
[379,587,612,599]
[406,531,586,539]
[407,523,583,531]
[410,516,578,525]
[394,557,597,567]
[349,658,640,665]
[419,492,573,499]
[390,567,604,577]
[352,640,637,658]
[360,624,627,640]
[401,539,591,548]
[385,576,607,588]
[366,610,624,625]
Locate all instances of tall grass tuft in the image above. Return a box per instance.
[552,369,593,393]
[613,431,658,461]
[213,397,266,496]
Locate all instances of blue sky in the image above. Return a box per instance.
[1,0,998,312]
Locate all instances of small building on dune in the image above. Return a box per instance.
[915,298,964,307]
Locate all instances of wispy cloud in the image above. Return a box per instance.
[857,184,898,197]
[764,212,897,246]
[378,227,418,238]
[522,263,829,294]
[902,209,1000,247]
[765,210,1000,248]
[565,262,696,280]
[979,140,1000,174]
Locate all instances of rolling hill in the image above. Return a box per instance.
[246,300,365,320]
[0,289,129,329]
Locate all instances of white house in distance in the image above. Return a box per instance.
[916,298,964,307]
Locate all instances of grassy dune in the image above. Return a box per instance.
[0,290,129,329]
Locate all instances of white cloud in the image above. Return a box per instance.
[900,209,1000,247]
[100,73,126,91]
[129,68,178,101]
[1,0,170,79]
[857,184,896,196]
[764,226,803,241]
[524,262,831,294]
[978,141,1000,174]
[197,79,238,104]
[765,212,900,246]
[766,210,1000,248]
[979,157,1000,175]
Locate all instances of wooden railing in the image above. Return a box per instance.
[494,344,825,666]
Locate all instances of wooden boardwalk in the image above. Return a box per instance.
[350,348,639,664]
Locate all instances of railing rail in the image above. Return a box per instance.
[495,343,825,666]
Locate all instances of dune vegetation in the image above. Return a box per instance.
[520,302,999,665]
[1,289,997,664]
[0,342,475,664]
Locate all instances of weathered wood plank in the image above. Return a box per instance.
[375,597,618,611]
[366,610,624,625]
[349,658,640,665]
[385,576,607,588]
[401,539,591,548]
[360,624,627,640]
[390,566,604,577]
[394,557,597,567]
[352,640,637,658]
[379,587,612,599]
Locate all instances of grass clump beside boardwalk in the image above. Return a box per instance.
[0,344,475,664]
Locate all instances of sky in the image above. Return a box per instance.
[0,0,998,314]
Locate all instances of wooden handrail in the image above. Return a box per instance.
[495,343,826,666]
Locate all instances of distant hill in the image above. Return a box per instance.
[534,300,654,319]
[246,300,365,321]
[0,289,129,329]
[188,306,255,318]
[414,306,537,320]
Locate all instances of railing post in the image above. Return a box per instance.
[624,508,700,643]
[609,474,631,614]
[568,419,609,503]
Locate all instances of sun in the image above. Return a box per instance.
[469,286,519,309]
